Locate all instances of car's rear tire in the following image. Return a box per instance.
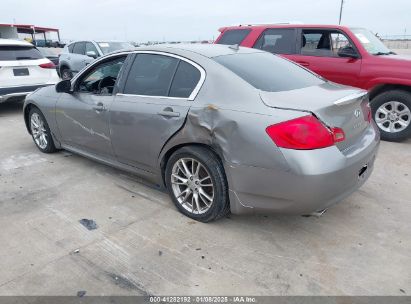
[165,146,230,222]
[61,67,73,80]
[29,107,57,153]
[371,90,411,142]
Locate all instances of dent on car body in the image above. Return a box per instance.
[161,103,290,170]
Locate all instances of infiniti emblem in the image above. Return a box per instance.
[354,109,361,118]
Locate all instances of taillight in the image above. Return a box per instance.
[331,127,346,143]
[266,115,345,150]
[39,62,55,69]
[363,102,372,123]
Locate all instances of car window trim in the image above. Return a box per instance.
[117,50,206,101]
[70,52,130,93]
[75,57,126,94]
[298,28,362,59]
[70,50,206,101]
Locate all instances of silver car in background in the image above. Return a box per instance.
[23,44,379,222]
[58,40,133,80]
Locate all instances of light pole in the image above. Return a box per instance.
[339,0,344,25]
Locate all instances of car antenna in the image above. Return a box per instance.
[228,44,240,51]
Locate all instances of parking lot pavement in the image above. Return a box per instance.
[0,101,410,296]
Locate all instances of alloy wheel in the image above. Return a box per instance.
[62,70,71,80]
[30,113,48,149]
[171,158,214,215]
[375,101,411,133]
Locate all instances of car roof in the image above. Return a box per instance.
[120,44,264,58]
[219,24,352,32]
[0,38,34,46]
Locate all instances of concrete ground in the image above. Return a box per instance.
[0,101,410,296]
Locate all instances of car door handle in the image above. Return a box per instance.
[92,102,107,112]
[296,61,310,67]
[157,108,180,118]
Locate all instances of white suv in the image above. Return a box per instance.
[0,39,59,103]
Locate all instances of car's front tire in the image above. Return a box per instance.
[371,90,411,141]
[165,146,230,222]
[61,67,73,80]
[29,107,57,153]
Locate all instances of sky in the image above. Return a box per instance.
[0,0,410,42]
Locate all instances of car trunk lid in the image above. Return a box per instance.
[260,83,371,152]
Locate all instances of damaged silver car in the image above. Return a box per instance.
[23,44,380,222]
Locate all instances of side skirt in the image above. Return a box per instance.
[60,144,164,190]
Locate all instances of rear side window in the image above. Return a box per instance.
[72,42,85,55]
[253,28,296,54]
[169,61,201,98]
[0,46,43,61]
[216,29,251,45]
[214,52,323,92]
[124,54,179,96]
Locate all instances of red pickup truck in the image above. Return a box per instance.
[215,24,411,141]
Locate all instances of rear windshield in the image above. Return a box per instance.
[216,29,251,45]
[214,52,324,92]
[0,46,44,61]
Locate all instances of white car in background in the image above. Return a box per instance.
[0,39,59,103]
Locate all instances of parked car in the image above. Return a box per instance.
[0,39,59,103]
[23,44,379,222]
[216,24,411,141]
[58,40,133,80]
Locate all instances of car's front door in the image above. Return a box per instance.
[292,29,362,87]
[56,55,127,159]
[110,52,204,172]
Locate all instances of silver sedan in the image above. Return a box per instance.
[23,44,379,222]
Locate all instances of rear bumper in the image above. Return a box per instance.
[0,84,53,103]
[226,124,380,215]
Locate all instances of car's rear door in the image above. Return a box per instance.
[292,28,362,87]
[110,52,204,172]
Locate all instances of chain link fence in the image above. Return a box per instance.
[381,35,411,49]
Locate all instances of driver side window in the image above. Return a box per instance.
[300,30,356,58]
[77,56,126,95]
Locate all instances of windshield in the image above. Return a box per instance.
[97,42,133,54]
[214,52,324,92]
[351,28,392,55]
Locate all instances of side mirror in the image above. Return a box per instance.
[86,50,97,59]
[338,46,359,59]
[56,80,72,93]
